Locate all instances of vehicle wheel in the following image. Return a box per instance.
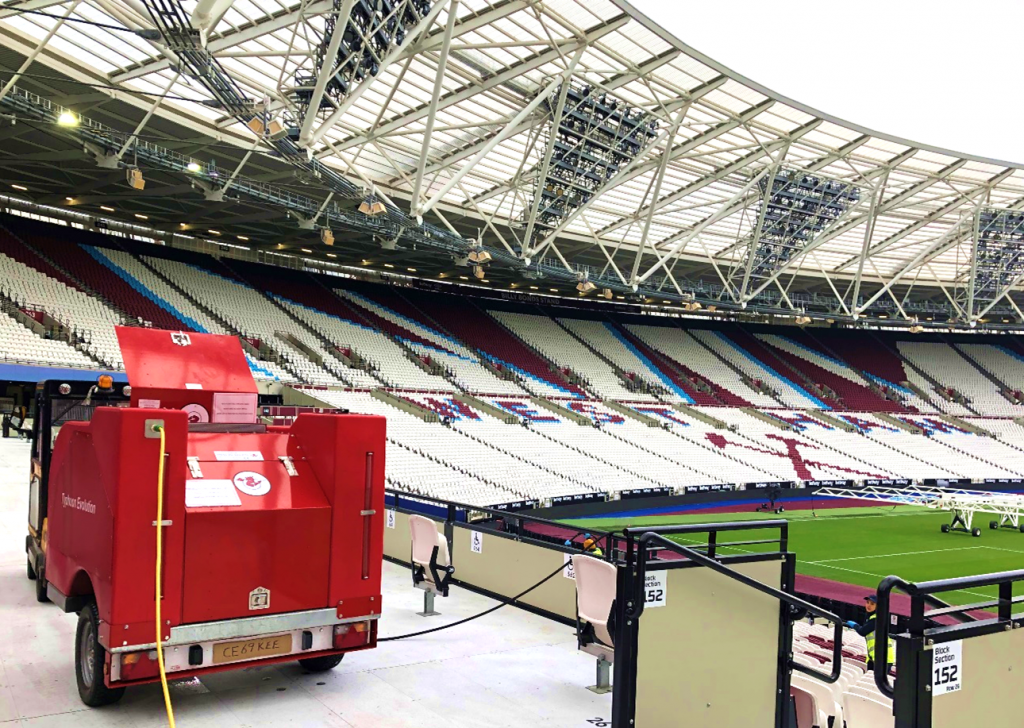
[990,521,999,530]
[972,528,982,538]
[941,524,951,533]
[1019,524,1024,534]
[298,653,345,672]
[27,556,36,580]
[76,601,125,707]
[35,563,49,603]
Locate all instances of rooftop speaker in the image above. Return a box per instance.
[359,198,386,216]
[576,280,596,294]
[321,228,334,246]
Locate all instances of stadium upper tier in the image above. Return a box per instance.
[0,0,1023,327]
[4,213,1024,505]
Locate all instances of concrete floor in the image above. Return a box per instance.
[0,437,612,727]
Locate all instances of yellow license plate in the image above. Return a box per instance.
[212,634,293,664]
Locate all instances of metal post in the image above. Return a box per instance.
[589,657,612,694]
[417,590,440,617]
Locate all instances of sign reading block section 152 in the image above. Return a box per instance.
[644,572,667,608]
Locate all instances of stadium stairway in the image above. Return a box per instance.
[757,331,905,413]
[553,317,667,398]
[733,327,841,409]
[405,293,587,398]
[611,323,721,405]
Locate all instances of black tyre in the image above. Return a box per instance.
[297,653,345,672]
[35,562,49,603]
[990,521,999,530]
[76,601,125,707]
[1020,524,1024,534]
[941,524,951,533]
[27,556,36,580]
[972,528,982,538]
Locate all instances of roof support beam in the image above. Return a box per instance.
[191,0,236,33]
[410,0,460,217]
[333,14,632,158]
[528,80,752,256]
[306,0,452,147]
[519,47,581,248]
[296,0,358,146]
[630,110,686,285]
[418,73,564,217]
[112,0,335,82]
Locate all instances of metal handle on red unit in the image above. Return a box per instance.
[360,452,374,580]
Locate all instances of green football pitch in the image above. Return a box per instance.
[562,505,1024,606]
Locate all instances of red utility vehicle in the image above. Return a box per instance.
[26,327,385,706]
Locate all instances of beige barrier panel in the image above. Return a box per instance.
[933,628,1024,728]
[451,527,578,621]
[383,508,415,563]
[634,560,782,728]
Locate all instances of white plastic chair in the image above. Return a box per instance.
[843,692,894,728]
[408,514,453,616]
[573,554,617,693]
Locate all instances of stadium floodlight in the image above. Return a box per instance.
[57,111,77,126]
[186,160,202,173]
[468,249,492,265]
[576,279,597,294]
[473,265,485,280]
[321,228,334,246]
[126,168,145,191]
[601,288,613,300]
[358,195,386,216]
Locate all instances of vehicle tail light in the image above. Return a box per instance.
[119,650,160,681]
[333,621,372,649]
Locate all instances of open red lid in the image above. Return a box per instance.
[115,327,257,423]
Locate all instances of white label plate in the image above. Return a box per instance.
[470,531,483,554]
[932,640,963,697]
[643,572,667,608]
[185,383,203,390]
[386,509,396,529]
[563,553,576,580]
[138,399,160,409]
[186,479,242,508]
[214,451,263,462]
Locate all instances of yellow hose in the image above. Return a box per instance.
[153,425,176,728]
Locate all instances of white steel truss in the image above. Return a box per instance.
[0,0,1023,323]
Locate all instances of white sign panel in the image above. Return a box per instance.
[563,553,576,580]
[186,479,242,508]
[386,509,396,530]
[138,399,161,409]
[213,392,258,424]
[214,451,263,462]
[932,640,963,697]
[233,471,272,497]
[470,531,483,554]
[643,571,667,608]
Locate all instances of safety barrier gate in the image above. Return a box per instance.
[382,491,616,623]
[610,521,845,728]
[873,568,1024,728]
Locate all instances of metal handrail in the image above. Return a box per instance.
[629,530,845,685]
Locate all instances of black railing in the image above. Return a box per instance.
[874,568,1024,701]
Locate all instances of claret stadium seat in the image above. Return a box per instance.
[408,514,454,616]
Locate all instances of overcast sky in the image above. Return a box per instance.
[629,0,1024,165]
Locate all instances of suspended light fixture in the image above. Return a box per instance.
[57,110,77,126]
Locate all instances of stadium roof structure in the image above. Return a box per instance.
[1,0,1024,329]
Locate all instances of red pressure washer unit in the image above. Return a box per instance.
[26,327,385,706]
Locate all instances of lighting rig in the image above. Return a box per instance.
[294,0,432,115]
[526,82,658,240]
[966,207,1024,318]
[740,167,860,292]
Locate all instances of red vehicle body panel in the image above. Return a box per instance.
[43,328,385,683]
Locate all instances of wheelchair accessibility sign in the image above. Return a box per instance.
[386,509,396,529]
[470,531,483,553]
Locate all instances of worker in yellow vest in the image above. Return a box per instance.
[846,594,895,671]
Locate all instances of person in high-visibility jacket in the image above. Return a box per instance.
[846,594,895,670]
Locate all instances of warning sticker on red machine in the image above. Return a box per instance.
[213,392,258,424]
[186,479,242,508]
